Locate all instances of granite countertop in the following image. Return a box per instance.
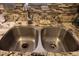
[0,3,79,56]
[0,21,79,56]
[0,14,79,56]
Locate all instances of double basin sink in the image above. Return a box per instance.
[0,26,79,53]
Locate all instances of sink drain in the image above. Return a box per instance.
[22,43,29,48]
[50,43,56,49]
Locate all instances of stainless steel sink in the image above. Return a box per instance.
[0,26,79,53]
[0,26,38,52]
[41,27,79,52]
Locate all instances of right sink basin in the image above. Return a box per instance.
[41,27,79,52]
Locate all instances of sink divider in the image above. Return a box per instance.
[33,29,47,53]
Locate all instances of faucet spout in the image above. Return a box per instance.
[24,3,33,24]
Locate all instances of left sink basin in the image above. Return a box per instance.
[0,26,38,52]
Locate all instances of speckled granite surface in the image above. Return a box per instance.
[0,21,79,56]
[0,3,79,56]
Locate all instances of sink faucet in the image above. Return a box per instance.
[24,3,33,24]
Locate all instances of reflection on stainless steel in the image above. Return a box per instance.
[33,29,47,54]
[41,27,79,52]
[0,26,38,52]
